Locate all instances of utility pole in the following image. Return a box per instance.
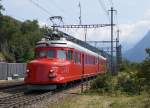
[79,2,82,25]
[116,29,119,73]
[116,29,122,72]
[109,7,117,74]
[117,29,120,43]
[78,2,84,93]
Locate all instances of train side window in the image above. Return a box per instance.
[74,52,81,64]
[78,53,81,64]
[87,55,89,64]
[68,50,73,61]
[57,50,66,60]
[48,50,55,58]
[74,52,77,63]
[85,55,87,64]
[84,55,86,64]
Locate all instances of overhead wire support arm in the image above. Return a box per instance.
[51,24,115,28]
[87,40,119,43]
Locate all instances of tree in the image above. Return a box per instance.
[138,48,150,91]
[0,14,51,62]
[0,0,4,16]
[145,48,150,59]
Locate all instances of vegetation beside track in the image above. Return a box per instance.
[48,93,150,108]
[89,48,150,95]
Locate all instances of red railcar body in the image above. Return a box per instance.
[24,38,107,90]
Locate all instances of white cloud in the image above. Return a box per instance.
[38,21,47,28]
[119,17,150,50]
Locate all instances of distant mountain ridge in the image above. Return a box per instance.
[124,30,150,62]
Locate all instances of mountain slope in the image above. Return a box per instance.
[124,31,150,62]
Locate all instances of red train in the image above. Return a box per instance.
[25,36,107,90]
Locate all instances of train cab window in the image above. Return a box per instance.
[48,50,55,58]
[57,50,66,60]
[67,50,73,61]
[38,51,47,58]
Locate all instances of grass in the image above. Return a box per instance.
[48,93,150,108]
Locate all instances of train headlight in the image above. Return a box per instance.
[48,71,57,78]
[26,69,30,73]
[25,69,30,77]
[49,69,54,73]
[48,67,58,78]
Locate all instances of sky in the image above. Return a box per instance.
[1,0,150,51]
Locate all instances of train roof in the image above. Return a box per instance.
[36,38,106,60]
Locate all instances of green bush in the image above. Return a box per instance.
[116,72,139,94]
[90,71,140,95]
[90,73,113,92]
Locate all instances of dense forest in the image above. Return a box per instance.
[0,1,51,62]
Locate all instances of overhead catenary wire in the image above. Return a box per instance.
[115,10,119,28]
[108,0,114,7]
[50,0,72,16]
[34,0,79,25]
[114,9,120,40]
[50,0,79,23]
[97,0,110,23]
[28,0,53,16]
[3,9,25,21]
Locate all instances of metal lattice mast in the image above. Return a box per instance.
[109,7,117,74]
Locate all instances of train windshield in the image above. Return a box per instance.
[48,50,55,58]
[36,49,67,60]
[38,51,47,58]
[36,50,55,58]
[57,50,66,60]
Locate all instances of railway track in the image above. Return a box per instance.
[0,84,26,99]
[0,79,91,108]
[0,83,82,108]
[0,91,52,108]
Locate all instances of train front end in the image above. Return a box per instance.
[24,39,70,90]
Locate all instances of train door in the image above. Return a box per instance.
[98,57,99,73]
[82,53,84,78]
